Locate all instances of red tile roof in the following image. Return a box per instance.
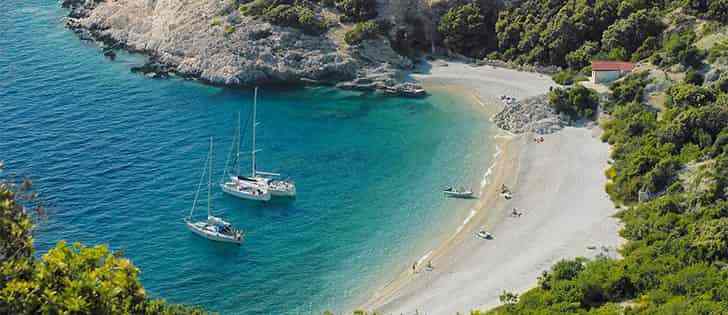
[591,60,635,72]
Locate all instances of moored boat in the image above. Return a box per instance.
[186,138,245,244]
[443,186,474,198]
[221,87,296,201]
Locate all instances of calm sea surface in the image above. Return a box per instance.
[0,1,496,313]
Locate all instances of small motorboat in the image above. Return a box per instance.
[443,186,474,198]
[476,229,493,240]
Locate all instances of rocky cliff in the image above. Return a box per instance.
[62,0,422,94]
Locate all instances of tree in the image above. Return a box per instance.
[0,173,205,314]
[666,83,715,108]
[335,0,377,23]
[685,69,704,86]
[548,85,600,119]
[498,290,519,305]
[344,20,381,45]
[601,9,663,58]
[438,3,495,57]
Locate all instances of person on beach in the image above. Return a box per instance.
[412,262,417,274]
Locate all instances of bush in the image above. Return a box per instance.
[685,69,704,86]
[611,72,650,103]
[707,39,728,63]
[601,10,664,58]
[714,74,728,94]
[666,83,716,108]
[552,70,585,86]
[0,178,206,314]
[565,42,599,69]
[548,85,600,119]
[437,2,497,57]
[240,0,328,35]
[657,32,706,69]
[335,0,377,23]
[344,20,380,45]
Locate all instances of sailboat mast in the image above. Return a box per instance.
[235,111,241,176]
[252,87,258,177]
[208,137,213,218]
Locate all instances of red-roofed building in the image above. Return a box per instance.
[591,60,635,84]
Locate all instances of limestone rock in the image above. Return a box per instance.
[493,95,567,134]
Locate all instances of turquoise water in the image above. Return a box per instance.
[0,1,496,314]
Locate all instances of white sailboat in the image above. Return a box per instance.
[185,138,245,244]
[221,87,296,200]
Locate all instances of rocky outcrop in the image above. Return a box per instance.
[493,95,568,134]
[61,0,423,95]
[477,58,562,75]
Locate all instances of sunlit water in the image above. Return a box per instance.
[0,1,496,313]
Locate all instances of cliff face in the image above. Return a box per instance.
[62,0,416,90]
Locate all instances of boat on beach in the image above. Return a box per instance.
[476,229,493,240]
[443,186,474,198]
[221,87,296,201]
[186,138,245,244]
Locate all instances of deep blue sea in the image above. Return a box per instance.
[0,1,495,314]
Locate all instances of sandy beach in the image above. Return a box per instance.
[360,62,623,314]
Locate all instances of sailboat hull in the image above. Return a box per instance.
[220,182,272,201]
[185,221,244,244]
[269,184,296,197]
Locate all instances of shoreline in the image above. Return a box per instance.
[360,129,521,311]
[360,62,623,314]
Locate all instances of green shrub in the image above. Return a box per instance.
[335,0,377,23]
[601,10,664,58]
[684,69,704,86]
[611,72,650,103]
[438,2,497,57]
[656,32,706,69]
[552,70,585,86]
[211,17,222,27]
[240,0,328,35]
[565,42,599,69]
[0,179,206,314]
[344,20,380,45]
[548,85,600,119]
[666,83,716,108]
[707,39,728,63]
[714,74,728,94]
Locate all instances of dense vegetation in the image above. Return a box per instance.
[548,85,600,119]
[437,2,498,57]
[239,0,330,34]
[0,174,205,314]
[486,66,728,313]
[344,20,382,45]
[334,0,377,23]
[237,0,378,34]
[436,0,727,72]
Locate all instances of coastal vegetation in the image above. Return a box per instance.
[239,0,330,34]
[334,0,378,23]
[436,0,728,73]
[486,61,728,315]
[344,20,382,45]
[548,86,599,119]
[437,2,498,57]
[0,174,205,314]
[238,0,377,34]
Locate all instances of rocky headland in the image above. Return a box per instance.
[61,0,425,96]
